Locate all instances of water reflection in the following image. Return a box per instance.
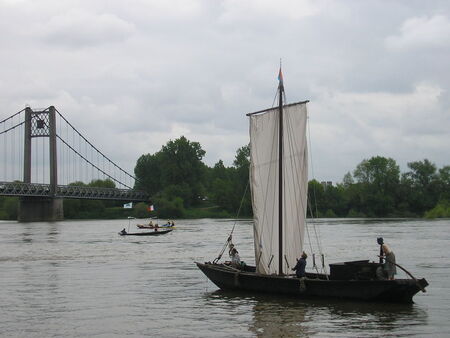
[46,222,59,243]
[21,223,35,244]
[205,290,428,337]
[310,218,416,226]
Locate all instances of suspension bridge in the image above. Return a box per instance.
[1,106,149,221]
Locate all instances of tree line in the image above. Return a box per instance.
[0,136,448,219]
[133,136,449,219]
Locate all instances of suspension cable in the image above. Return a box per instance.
[56,135,132,189]
[55,109,139,183]
[0,121,25,135]
[0,108,25,124]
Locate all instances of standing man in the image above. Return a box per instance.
[292,252,308,278]
[377,237,397,280]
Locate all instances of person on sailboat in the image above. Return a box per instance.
[230,247,241,268]
[377,237,397,280]
[292,252,308,278]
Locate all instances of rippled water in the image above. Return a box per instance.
[0,218,448,337]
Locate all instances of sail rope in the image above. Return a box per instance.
[213,181,249,264]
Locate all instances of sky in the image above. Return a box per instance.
[1,0,449,183]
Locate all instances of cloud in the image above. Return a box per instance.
[310,83,449,181]
[35,9,136,47]
[219,0,322,22]
[385,15,450,50]
[1,1,449,185]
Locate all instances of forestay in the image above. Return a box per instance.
[249,102,308,275]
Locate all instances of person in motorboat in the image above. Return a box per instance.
[377,237,397,280]
[148,220,153,226]
[292,252,307,278]
[120,228,127,235]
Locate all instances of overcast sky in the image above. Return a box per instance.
[1,0,449,183]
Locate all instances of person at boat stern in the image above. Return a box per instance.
[377,237,397,280]
[230,247,241,267]
[292,252,307,278]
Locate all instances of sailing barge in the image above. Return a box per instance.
[196,70,428,303]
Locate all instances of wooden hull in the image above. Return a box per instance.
[196,262,428,303]
[119,229,173,236]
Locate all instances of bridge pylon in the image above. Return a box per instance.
[19,106,64,221]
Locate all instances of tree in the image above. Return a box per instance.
[342,172,354,187]
[134,152,163,195]
[134,136,207,208]
[402,159,440,214]
[232,145,252,216]
[88,178,115,188]
[353,156,400,193]
[159,136,206,207]
[438,166,450,201]
[353,156,400,216]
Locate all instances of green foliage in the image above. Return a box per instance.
[425,200,450,218]
[62,179,126,219]
[133,202,150,218]
[184,206,233,219]
[2,137,449,221]
[306,157,448,218]
[2,197,18,219]
[401,159,440,215]
[154,197,185,218]
[134,136,206,207]
[88,179,115,188]
[347,209,367,218]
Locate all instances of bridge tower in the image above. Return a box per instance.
[18,106,64,221]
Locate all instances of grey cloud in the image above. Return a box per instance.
[35,9,136,47]
[1,0,449,182]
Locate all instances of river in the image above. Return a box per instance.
[0,218,448,337]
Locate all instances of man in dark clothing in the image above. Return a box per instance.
[292,252,307,278]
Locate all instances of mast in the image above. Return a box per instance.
[278,68,284,275]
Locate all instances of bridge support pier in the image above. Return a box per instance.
[18,197,64,222]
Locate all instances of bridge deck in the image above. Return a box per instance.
[0,181,148,202]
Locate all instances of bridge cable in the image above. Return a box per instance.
[0,108,25,125]
[56,135,133,189]
[55,109,141,184]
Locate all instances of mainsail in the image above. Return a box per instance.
[249,102,308,275]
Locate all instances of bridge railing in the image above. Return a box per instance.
[0,181,149,202]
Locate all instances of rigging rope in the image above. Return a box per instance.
[306,116,328,275]
[213,181,250,264]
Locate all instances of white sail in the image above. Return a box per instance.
[250,102,308,275]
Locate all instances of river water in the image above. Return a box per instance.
[0,218,448,337]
